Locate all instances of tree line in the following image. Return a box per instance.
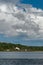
[0,42,43,51]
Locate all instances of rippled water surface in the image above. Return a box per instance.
[0,59,43,65]
[0,52,43,65]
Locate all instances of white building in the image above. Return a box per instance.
[15,47,20,50]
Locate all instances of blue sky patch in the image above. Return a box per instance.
[20,0,43,9]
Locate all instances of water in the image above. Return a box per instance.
[0,59,43,65]
[0,52,43,65]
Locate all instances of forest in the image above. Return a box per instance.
[0,42,43,51]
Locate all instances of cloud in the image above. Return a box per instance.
[0,1,43,39]
[0,0,20,4]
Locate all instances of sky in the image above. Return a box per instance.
[0,0,43,46]
[21,0,43,9]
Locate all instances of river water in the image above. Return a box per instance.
[0,52,43,65]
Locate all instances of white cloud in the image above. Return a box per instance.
[0,2,43,39]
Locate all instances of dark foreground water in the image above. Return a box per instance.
[0,59,43,65]
[0,52,43,65]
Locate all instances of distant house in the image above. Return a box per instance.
[7,49,10,51]
[25,49,27,52]
[15,47,20,51]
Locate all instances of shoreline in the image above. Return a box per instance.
[0,51,43,52]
